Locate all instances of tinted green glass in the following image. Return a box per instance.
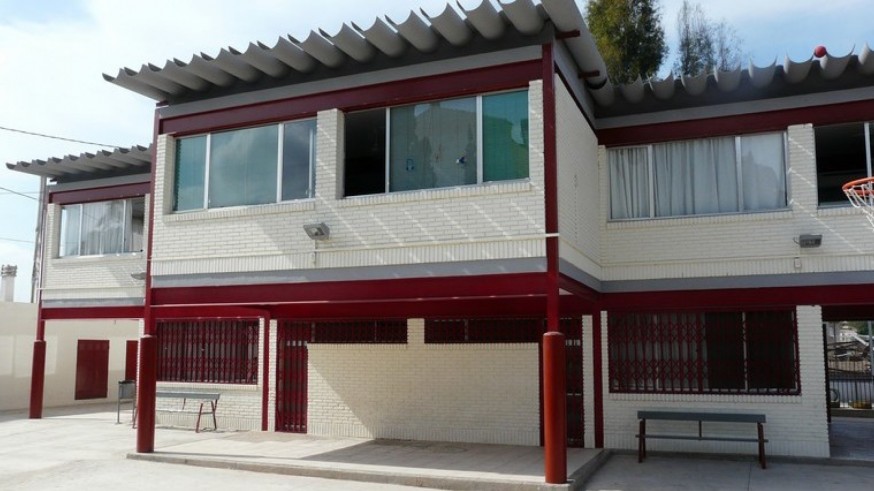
[209,125,278,208]
[390,97,477,192]
[282,120,316,200]
[483,91,528,182]
[174,136,207,211]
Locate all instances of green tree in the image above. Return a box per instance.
[674,0,743,76]
[585,0,668,84]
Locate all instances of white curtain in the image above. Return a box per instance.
[609,147,650,219]
[80,200,125,255]
[741,133,786,211]
[653,136,738,217]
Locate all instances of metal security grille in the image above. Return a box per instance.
[275,319,407,433]
[561,317,584,448]
[608,310,800,395]
[156,319,259,384]
[276,321,309,433]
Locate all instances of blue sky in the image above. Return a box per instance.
[0,0,872,302]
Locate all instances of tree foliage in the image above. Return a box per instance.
[585,0,668,84]
[674,0,743,77]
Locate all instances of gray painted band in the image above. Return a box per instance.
[558,258,602,292]
[152,258,548,288]
[158,46,542,120]
[602,270,874,293]
[596,86,874,130]
[43,297,144,308]
[48,173,151,193]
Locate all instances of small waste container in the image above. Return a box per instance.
[117,380,136,424]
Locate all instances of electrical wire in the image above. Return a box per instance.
[0,125,119,148]
[0,236,33,244]
[0,185,38,201]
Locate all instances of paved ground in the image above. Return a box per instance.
[829,416,874,460]
[583,453,874,491]
[0,404,424,491]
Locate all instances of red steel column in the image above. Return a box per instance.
[592,309,604,448]
[261,312,271,431]
[136,331,157,452]
[541,41,567,484]
[136,109,160,453]
[28,317,46,419]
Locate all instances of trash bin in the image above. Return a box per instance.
[117,380,136,425]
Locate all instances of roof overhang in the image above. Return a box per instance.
[6,145,152,183]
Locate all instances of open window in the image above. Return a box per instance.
[814,122,872,206]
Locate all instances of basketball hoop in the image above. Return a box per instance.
[843,176,874,228]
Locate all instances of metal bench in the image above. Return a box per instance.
[637,410,768,469]
[155,391,220,433]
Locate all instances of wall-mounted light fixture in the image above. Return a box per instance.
[303,222,331,241]
[130,272,146,280]
[797,234,822,248]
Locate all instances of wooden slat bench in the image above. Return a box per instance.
[637,410,768,469]
[156,391,220,433]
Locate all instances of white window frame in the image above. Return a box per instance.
[174,118,317,212]
[608,131,790,220]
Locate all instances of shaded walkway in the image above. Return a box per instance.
[830,416,874,461]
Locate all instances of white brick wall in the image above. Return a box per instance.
[307,319,540,446]
[42,197,148,302]
[150,82,547,277]
[600,125,874,281]
[556,76,601,279]
[600,306,829,457]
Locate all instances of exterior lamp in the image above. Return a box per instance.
[303,222,331,240]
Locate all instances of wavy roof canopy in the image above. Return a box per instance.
[6,145,152,181]
[104,0,608,104]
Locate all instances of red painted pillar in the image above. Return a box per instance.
[261,312,271,431]
[592,310,604,448]
[28,328,46,419]
[543,330,567,483]
[136,333,157,453]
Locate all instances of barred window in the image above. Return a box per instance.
[156,319,259,384]
[608,310,799,395]
[279,320,407,344]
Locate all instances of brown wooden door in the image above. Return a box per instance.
[75,340,110,400]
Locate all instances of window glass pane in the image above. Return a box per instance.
[59,205,81,257]
[174,136,207,211]
[282,120,316,200]
[741,133,786,211]
[125,197,145,253]
[390,97,477,192]
[80,200,125,255]
[608,147,650,219]
[483,91,529,182]
[345,109,386,196]
[815,123,867,205]
[653,136,737,217]
[209,125,278,208]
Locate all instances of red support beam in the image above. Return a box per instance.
[541,42,567,485]
[261,313,271,431]
[28,336,46,419]
[49,182,150,205]
[41,306,144,320]
[591,310,604,448]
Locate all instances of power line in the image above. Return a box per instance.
[0,190,40,196]
[0,236,33,244]
[0,186,38,201]
[0,125,120,148]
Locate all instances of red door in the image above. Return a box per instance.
[276,321,309,432]
[75,340,110,400]
[125,340,138,381]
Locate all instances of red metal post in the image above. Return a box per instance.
[28,335,46,419]
[136,333,157,453]
[261,313,271,431]
[543,331,567,483]
[592,310,604,448]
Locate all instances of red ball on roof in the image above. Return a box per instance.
[814,45,828,58]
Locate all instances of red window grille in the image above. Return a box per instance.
[279,320,407,344]
[608,309,800,395]
[156,319,259,384]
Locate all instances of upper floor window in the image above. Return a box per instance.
[608,132,787,220]
[814,122,873,206]
[60,197,145,257]
[344,90,529,196]
[174,119,316,211]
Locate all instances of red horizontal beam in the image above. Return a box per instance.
[152,305,269,319]
[152,273,548,306]
[597,99,874,146]
[49,182,150,205]
[558,274,600,304]
[601,284,874,311]
[160,60,541,136]
[41,306,144,320]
